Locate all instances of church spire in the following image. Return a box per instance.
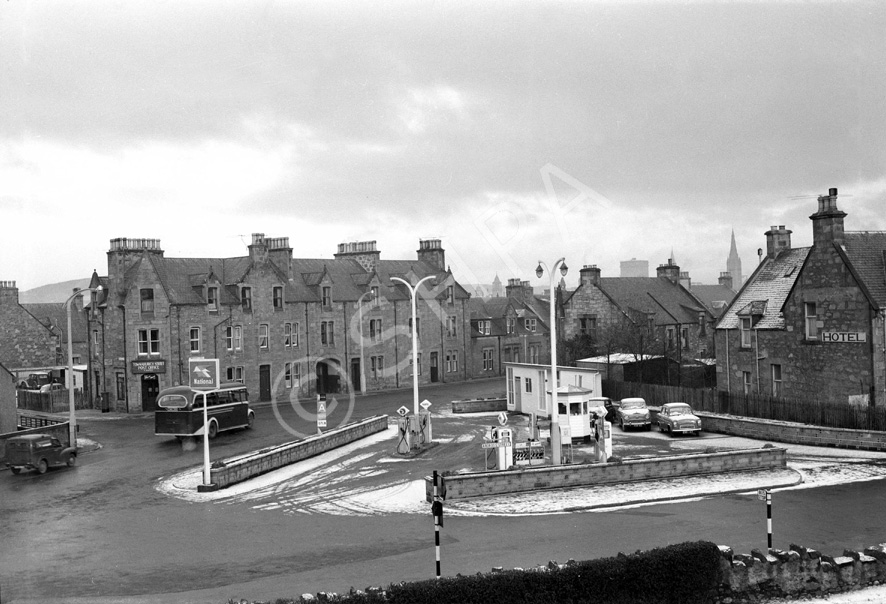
[727,229,743,288]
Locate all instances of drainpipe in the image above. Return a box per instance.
[754,327,761,394]
[724,329,730,393]
[118,305,129,413]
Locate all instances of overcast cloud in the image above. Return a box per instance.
[2,1,885,291]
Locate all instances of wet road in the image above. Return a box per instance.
[2,379,886,603]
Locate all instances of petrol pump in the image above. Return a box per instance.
[493,426,514,470]
[590,411,612,463]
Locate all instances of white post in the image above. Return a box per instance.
[202,392,211,485]
[391,275,436,416]
[537,258,567,465]
[64,285,102,448]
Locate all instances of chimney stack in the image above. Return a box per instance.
[764,225,792,260]
[579,265,601,287]
[810,187,846,246]
[656,259,680,284]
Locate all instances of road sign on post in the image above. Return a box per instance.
[189,358,219,493]
[317,396,327,431]
[189,358,219,391]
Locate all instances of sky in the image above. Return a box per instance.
[3,0,885,292]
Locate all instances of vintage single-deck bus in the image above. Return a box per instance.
[154,383,254,439]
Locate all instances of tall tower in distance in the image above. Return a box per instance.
[726,229,743,288]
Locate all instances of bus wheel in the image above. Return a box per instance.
[208,421,218,439]
[247,412,255,429]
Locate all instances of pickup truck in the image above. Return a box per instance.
[5,434,77,475]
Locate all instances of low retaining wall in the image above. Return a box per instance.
[697,412,886,452]
[425,447,787,501]
[718,542,886,601]
[451,397,507,413]
[210,415,389,489]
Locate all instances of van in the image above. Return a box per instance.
[5,434,77,475]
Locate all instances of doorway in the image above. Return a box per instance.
[430,352,439,383]
[259,365,271,402]
[141,374,159,412]
[351,358,361,393]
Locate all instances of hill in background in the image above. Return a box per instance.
[19,279,93,304]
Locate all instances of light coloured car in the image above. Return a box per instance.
[39,383,65,393]
[657,402,702,436]
[616,397,651,430]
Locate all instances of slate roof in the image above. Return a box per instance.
[582,277,710,326]
[21,302,88,345]
[105,250,467,308]
[716,247,811,330]
[689,283,736,317]
[467,297,548,337]
[841,231,886,308]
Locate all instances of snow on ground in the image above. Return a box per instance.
[155,426,886,517]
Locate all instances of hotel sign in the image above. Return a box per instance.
[131,359,167,374]
[821,332,867,343]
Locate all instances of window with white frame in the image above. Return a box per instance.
[370,318,382,343]
[370,285,379,305]
[207,286,218,312]
[482,348,494,371]
[370,355,384,379]
[529,344,540,364]
[321,321,334,346]
[525,377,532,393]
[446,316,457,337]
[478,320,491,335]
[225,326,233,350]
[241,286,252,311]
[771,364,782,397]
[524,318,537,332]
[804,302,818,340]
[446,350,459,372]
[258,324,269,349]
[226,366,244,383]
[446,285,454,304]
[273,286,283,310]
[93,330,99,346]
[233,325,242,350]
[189,327,201,353]
[137,328,160,356]
[285,362,300,388]
[284,322,298,347]
[740,317,752,348]
[322,286,332,307]
[506,317,515,334]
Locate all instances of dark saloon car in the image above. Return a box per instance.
[5,434,77,475]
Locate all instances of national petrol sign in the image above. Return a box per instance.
[188,358,219,390]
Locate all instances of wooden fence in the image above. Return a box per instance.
[15,389,94,414]
[602,380,886,431]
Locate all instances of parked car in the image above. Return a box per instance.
[39,383,65,393]
[616,397,651,430]
[657,402,702,436]
[4,434,77,475]
[588,397,617,423]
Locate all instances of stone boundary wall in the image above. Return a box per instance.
[695,412,886,451]
[451,397,507,413]
[425,447,787,501]
[717,542,886,601]
[210,415,389,489]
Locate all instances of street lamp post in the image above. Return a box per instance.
[390,275,436,416]
[357,289,376,394]
[65,285,102,448]
[536,258,567,465]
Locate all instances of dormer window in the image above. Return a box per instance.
[446,285,454,304]
[370,286,379,306]
[140,288,154,315]
[207,286,218,312]
[241,286,252,312]
[740,317,752,348]
[478,320,491,335]
[322,286,332,308]
[273,286,283,310]
[506,317,515,334]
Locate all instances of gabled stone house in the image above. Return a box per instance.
[88,235,473,413]
[559,263,718,362]
[715,189,886,405]
[467,280,550,377]
[0,281,62,370]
